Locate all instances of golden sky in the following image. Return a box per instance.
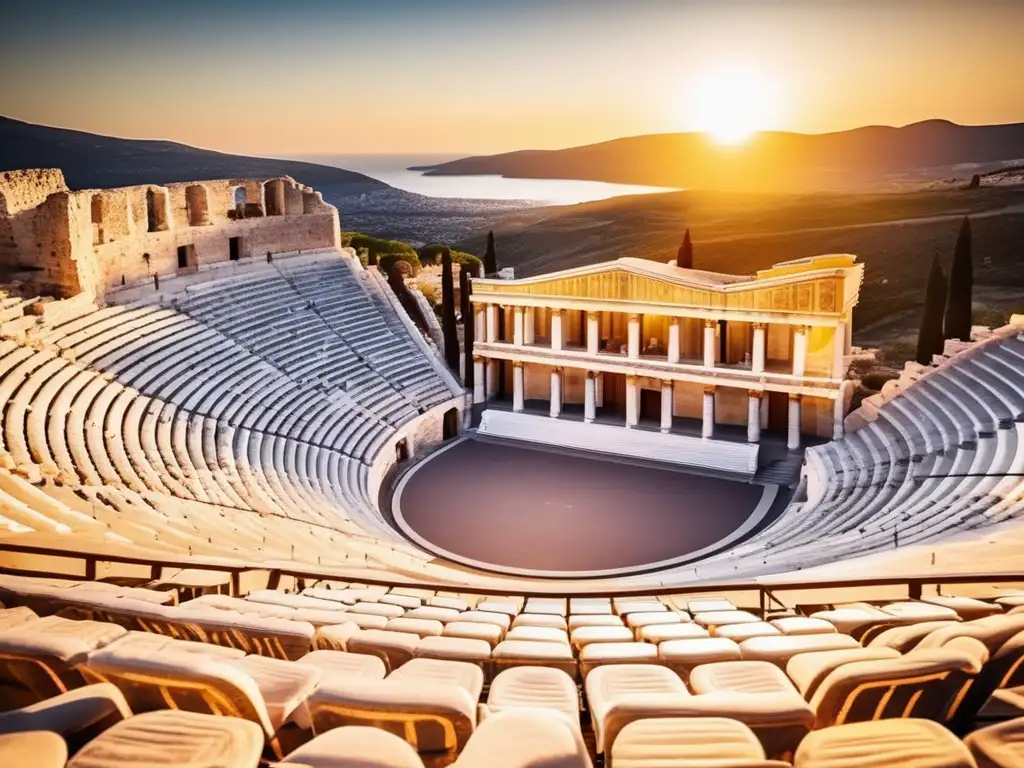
[3,0,1023,155]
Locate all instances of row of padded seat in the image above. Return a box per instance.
[1,607,1022,766]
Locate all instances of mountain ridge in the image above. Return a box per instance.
[0,115,387,193]
[414,120,1024,192]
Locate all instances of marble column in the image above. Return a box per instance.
[833,321,846,378]
[473,356,485,403]
[701,384,716,438]
[512,361,524,412]
[660,380,674,433]
[625,375,639,427]
[513,307,524,346]
[584,371,597,423]
[550,367,563,418]
[473,306,485,347]
[752,322,766,373]
[703,319,717,368]
[587,311,600,355]
[627,314,641,359]
[524,307,535,344]
[486,360,498,397]
[551,310,563,352]
[788,393,802,450]
[793,325,808,377]
[667,319,681,364]
[747,390,763,443]
[485,304,497,344]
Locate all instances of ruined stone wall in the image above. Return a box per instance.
[1,170,341,299]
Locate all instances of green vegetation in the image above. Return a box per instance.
[419,243,482,273]
[916,254,947,364]
[460,267,475,388]
[343,232,421,274]
[440,248,460,372]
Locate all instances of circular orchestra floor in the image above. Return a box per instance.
[392,437,780,578]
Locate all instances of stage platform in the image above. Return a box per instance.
[392,436,786,578]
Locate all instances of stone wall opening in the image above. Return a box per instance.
[395,438,410,463]
[185,184,209,227]
[442,407,459,440]
[230,186,247,218]
[264,180,286,216]
[146,189,168,232]
[176,244,196,271]
[229,236,242,261]
[90,194,104,245]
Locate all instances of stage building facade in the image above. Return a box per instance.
[470,254,863,448]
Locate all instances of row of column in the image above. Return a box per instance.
[475,304,812,378]
[472,356,804,448]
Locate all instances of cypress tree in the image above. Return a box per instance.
[678,228,693,269]
[483,230,498,277]
[916,254,947,365]
[943,216,973,341]
[441,247,460,371]
[460,263,474,388]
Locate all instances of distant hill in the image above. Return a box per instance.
[416,120,1024,192]
[0,116,386,193]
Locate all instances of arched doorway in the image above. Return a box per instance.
[442,407,459,440]
[185,184,209,226]
[395,438,410,463]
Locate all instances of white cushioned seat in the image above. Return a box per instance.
[580,642,659,679]
[0,731,66,768]
[570,626,634,651]
[475,600,519,617]
[965,715,1024,768]
[0,606,38,632]
[305,677,477,756]
[311,622,363,652]
[414,637,492,666]
[715,622,781,641]
[427,596,470,612]
[612,716,789,768]
[272,725,425,767]
[456,611,511,631]
[615,600,667,617]
[380,594,423,610]
[809,647,984,728]
[922,595,1003,621]
[569,598,612,615]
[694,610,761,631]
[297,649,387,682]
[809,607,891,636]
[739,633,861,667]
[443,621,503,647]
[506,626,570,645]
[345,629,421,671]
[386,618,444,638]
[585,663,689,754]
[109,631,247,660]
[867,621,960,652]
[224,654,322,731]
[485,667,579,724]
[687,598,735,613]
[523,598,567,617]
[795,718,975,767]
[689,660,802,697]
[451,708,589,768]
[0,682,131,750]
[388,658,484,703]
[66,709,264,768]
[349,601,405,619]
[658,637,741,678]
[511,614,567,631]
[786,647,901,698]
[568,615,625,629]
[625,611,687,637]
[491,640,577,678]
[405,607,462,624]
[771,617,838,636]
[640,623,710,644]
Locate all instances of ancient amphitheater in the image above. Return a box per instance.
[1,168,1023,766]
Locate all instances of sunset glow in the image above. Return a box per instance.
[686,69,782,145]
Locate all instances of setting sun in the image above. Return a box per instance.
[686,69,782,145]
